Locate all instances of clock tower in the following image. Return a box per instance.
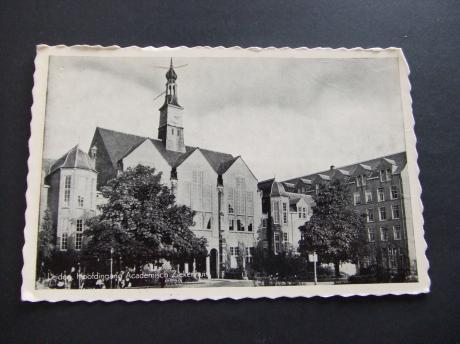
[158,59,186,153]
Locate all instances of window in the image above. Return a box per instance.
[390,185,399,200]
[366,209,374,222]
[365,191,373,203]
[202,184,212,212]
[356,175,366,187]
[227,188,234,214]
[282,203,288,224]
[298,207,302,218]
[273,202,280,224]
[191,171,204,211]
[247,217,253,232]
[77,196,84,208]
[303,207,307,218]
[380,227,389,241]
[64,175,71,206]
[245,247,253,264]
[378,187,385,202]
[237,219,244,231]
[229,218,234,231]
[385,168,392,181]
[236,177,246,215]
[246,192,254,216]
[274,234,281,253]
[380,168,392,182]
[283,233,288,242]
[353,192,361,205]
[262,218,267,228]
[391,205,400,219]
[379,207,387,221]
[393,225,402,240]
[61,233,68,250]
[230,247,239,256]
[368,227,376,242]
[76,219,83,232]
[206,217,212,229]
[172,128,175,135]
[75,233,83,250]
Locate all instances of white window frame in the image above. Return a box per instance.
[393,225,402,240]
[367,227,375,242]
[282,202,288,224]
[390,185,399,200]
[378,187,385,202]
[366,208,374,223]
[353,192,361,205]
[273,201,280,224]
[391,204,400,219]
[380,227,388,241]
[379,206,387,221]
[365,191,373,203]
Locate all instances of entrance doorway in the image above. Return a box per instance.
[210,249,218,279]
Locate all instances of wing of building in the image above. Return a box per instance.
[281,152,417,276]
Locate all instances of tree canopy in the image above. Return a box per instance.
[83,165,207,266]
[299,179,367,276]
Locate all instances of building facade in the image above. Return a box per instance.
[85,61,261,278]
[41,146,98,252]
[284,152,417,276]
[258,179,315,255]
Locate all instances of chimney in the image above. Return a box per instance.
[330,165,335,171]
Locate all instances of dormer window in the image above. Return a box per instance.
[356,175,366,187]
[380,168,392,182]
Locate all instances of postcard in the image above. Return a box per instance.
[22,45,429,301]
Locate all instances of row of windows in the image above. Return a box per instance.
[366,205,400,222]
[367,225,402,242]
[228,217,253,232]
[229,247,254,256]
[273,202,308,224]
[356,168,393,186]
[353,185,399,205]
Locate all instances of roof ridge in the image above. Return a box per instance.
[283,151,406,183]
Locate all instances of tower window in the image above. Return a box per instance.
[64,176,71,206]
[172,128,175,135]
[61,233,68,250]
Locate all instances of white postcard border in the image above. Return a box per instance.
[22,45,429,302]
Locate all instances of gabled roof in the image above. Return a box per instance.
[94,127,235,174]
[284,152,407,185]
[47,145,95,176]
[217,156,240,174]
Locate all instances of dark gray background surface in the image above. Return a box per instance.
[1,1,459,343]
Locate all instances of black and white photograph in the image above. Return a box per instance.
[22,46,429,301]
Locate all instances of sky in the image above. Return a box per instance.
[43,55,406,181]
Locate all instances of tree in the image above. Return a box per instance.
[37,209,55,279]
[83,165,207,268]
[299,179,366,277]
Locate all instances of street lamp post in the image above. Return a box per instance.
[110,247,114,289]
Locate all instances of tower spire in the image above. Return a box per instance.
[157,58,185,153]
